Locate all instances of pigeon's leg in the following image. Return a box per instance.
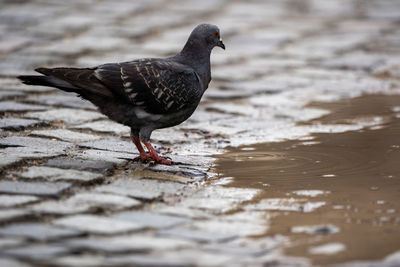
[130,133,147,161]
[141,139,172,165]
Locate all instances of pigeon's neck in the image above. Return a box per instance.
[176,41,212,89]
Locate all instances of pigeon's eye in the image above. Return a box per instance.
[213,31,219,38]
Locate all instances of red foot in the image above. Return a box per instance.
[133,152,171,165]
[139,153,171,165]
[142,139,172,165]
[130,134,172,165]
[131,134,148,161]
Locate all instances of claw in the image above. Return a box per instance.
[142,139,172,165]
[130,134,173,165]
[135,154,171,165]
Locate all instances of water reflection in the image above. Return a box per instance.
[216,94,400,265]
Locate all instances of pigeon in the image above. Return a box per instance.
[18,23,225,165]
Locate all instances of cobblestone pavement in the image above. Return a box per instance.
[1,0,400,266]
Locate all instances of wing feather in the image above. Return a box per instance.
[94,59,202,114]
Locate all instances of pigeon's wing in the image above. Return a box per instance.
[94,59,203,114]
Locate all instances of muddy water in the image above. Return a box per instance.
[216,94,400,266]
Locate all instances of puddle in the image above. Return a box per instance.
[215,94,400,266]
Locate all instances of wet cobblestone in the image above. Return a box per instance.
[1,0,400,266]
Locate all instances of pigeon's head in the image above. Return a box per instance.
[189,24,225,50]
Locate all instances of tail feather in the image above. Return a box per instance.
[18,75,51,86]
[18,67,113,97]
[35,67,52,75]
[17,74,79,93]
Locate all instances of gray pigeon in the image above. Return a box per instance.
[18,24,225,165]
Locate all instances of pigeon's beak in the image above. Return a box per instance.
[217,39,225,50]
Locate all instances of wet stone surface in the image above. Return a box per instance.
[44,157,115,173]
[0,136,71,151]
[21,166,104,183]
[53,214,145,235]
[78,138,136,154]
[113,211,190,229]
[2,244,70,261]
[25,108,106,124]
[0,181,71,197]
[30,193,141,215]
[0,195,39,208]
[0,101,48,112]
[158,228,238,244]
[95,178,185,200]
[65,234,195,254]
[0,257,32,267]
[1,0,400,266]
[26,93,96,110]
[72,120,130,135]
[72,149,133,165]
[0,118,45,131]
[63,192,141,210]
[0,223,83,241]
[0,209,32,223]
[31,129,101,142]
